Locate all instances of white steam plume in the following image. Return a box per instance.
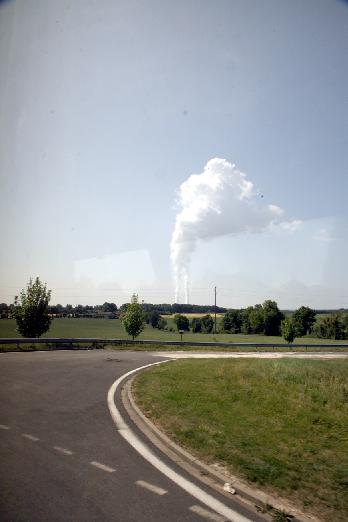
[170,158,295,303]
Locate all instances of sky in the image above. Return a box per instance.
[0,0,347,309]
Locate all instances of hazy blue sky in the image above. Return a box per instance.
[1,0,347,308]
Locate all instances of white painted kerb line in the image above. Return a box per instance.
[135,480,168,496]
[53,446,73,455]
[22,433,39,441]
[90,461,116,473]
[190,504,227,522]
[0,424,10,430]
[107,361,252,522]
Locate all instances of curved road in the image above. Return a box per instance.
[0,350,264,522]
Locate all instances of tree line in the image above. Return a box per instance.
[0,301,226,319]
[4,277,348,341]
[125,300,348,342]
[150,302,348,342]
[218,303,348,341]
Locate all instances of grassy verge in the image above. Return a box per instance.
[0,342,105,353]
[133,359,348,521]
[1,342,348,353]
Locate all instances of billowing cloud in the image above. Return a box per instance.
[170,158,300,303]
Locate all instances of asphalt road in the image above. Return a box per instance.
[0,350,264,522]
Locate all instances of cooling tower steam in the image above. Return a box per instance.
[170,158,287,303]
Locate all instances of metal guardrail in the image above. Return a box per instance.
[0,337,348,349]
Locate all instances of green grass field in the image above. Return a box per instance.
[0,318,346,346]
[134,359,348,521]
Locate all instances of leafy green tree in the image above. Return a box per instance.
[262,300,284,336]
[174,314,190,331]
[75,304,85,316]
[102,302,117,313]
[13,277,52,337]
[201,314,214,333]
[191,317,202,333]
[240,305,264,334]
[249,304,265,334]
[240,307,252,334]
[122,294,145,340]
[223,310,242,333]
[314,313,344,340]
[50,304,65,316]
[0,303,9,318]
[292,306,316,336]
[341,314,348,340]
[149,310,161,328]
[281,317,296,343]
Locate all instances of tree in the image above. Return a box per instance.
[313,313,344,340]
[281,317,296,344]
[122,294,145,340]
[0,303,9,318]
[341,314,348,340]
[240,305,264,334]
[13,277,52,337]
[262,300,284,336]
[75,304,85,316]
[174,314,190,331]
[223,309,243,333]
[191,317,202,333]
[292,306,316,336]
[201,314,214,333]
[101,302,117,313]
[149,310,161,328]
[249,305,265,334]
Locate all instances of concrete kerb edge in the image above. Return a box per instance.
[122,367,319,522]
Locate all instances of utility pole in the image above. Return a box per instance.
[214,286,217,334]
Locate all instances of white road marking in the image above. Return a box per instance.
[0,424,10,430]
[90,461,116,473]
[53,446,73,455]
[107,361,252,522]
[22,433,39,442]
[190,504,227,521]
[135,480,168,496]
[155,351,348,359]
